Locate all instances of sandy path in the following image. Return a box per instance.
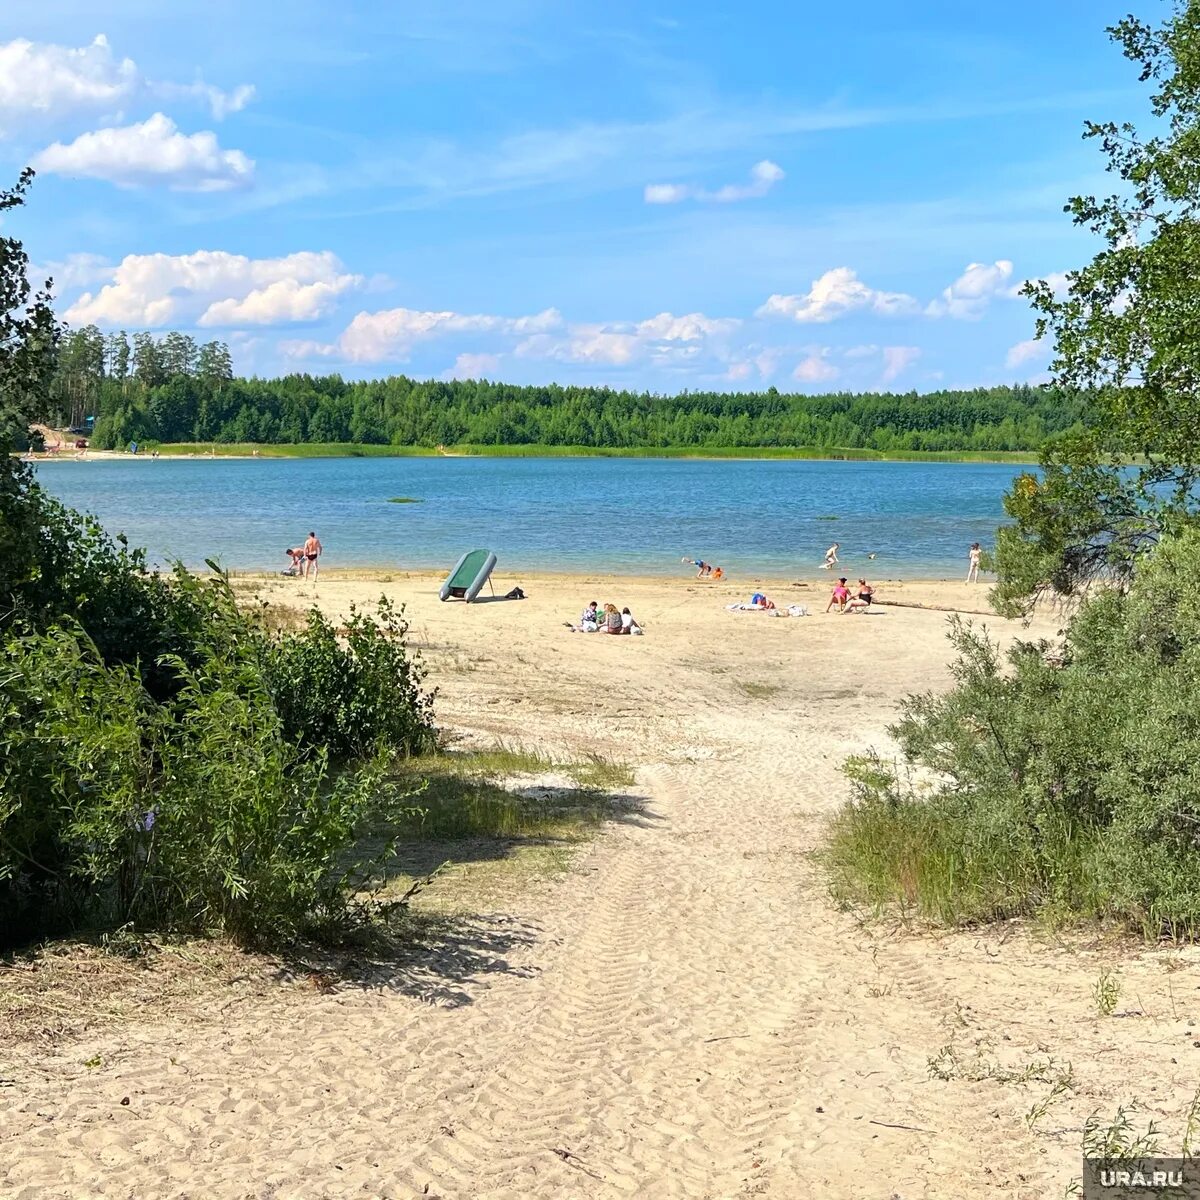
[4,573,1199,1199]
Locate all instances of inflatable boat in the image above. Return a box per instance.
[439,549,497,602]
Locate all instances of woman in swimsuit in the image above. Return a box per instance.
[826,577,851,613]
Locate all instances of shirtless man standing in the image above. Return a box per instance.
[303,530,323,581]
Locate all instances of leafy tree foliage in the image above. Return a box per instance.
[0,170,58,448]
[995,0,1200,612]
[71,372,1087,454]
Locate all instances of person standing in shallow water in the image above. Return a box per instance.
[966,542,982,583]
[303,531,323,581]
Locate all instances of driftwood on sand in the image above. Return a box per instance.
[874,599,995,616]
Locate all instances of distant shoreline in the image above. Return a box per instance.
[25,442,1042,465]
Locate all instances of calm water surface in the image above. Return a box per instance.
[33,456,1023,578]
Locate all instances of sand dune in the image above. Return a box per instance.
[3,571,1198,1199]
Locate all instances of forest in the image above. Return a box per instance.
[43,326,1086,454]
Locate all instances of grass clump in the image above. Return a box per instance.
[826,529,1200,938]
[381,747,634,842]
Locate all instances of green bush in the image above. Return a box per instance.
[0,625,405,944]
[260,598,436,761]
[0,463,436,948]
[826,528,1200,937]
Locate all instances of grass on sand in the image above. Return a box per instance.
[0,744,637,1049]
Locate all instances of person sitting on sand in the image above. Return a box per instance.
[826,578,851,613]
[845,579,874,612]
[822,542,840,570]
[577,600,600,632]
[749,592,776,610]
[598,603,625,634]
[621,606,643,634]
[712,566,724,581]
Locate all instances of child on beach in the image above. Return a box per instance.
[967,542,982,583]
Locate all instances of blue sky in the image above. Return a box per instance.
[2,1,1143,391]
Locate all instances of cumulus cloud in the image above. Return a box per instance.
[0,34,253,132]
[0,35,135,132]
[1005,337,1048,369]
[65,250,359,328]
[293,303,739,369]
[516,311,740,366]
[758,268,918,324]
[319,306,563,363]
[644,159,784,204]
[34,113,254,191]
[29,251,114,296]
[927,260,1014,319]
[881,345,921,383]
[792,350,838,384]
[725,348,783,383]
[444,352,501,380]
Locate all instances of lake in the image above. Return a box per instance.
[32,456,1025,579]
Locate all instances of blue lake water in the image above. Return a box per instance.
[32,456,1025,579]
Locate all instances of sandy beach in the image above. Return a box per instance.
[3,569,1198,1199]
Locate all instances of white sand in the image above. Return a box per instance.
[3,570,1198,1199]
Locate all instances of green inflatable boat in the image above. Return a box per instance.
[439,549,497,602]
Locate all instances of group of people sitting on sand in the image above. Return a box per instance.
[568,600,644,635]
[826,577,874,613]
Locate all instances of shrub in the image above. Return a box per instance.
[0,464,436,947]
[826,528,1200,937]
[0,623,413,945]
[259,598,436,761]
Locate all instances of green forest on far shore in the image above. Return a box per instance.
[43,327,1082,456]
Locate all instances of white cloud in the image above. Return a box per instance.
[644,183,691,205]
[516,311,740,366]
[0,34,253,132]
[644,159,784,205]
[1005,337,1048,369]
[0,35,135,132]
[34,113,254,191]
[725,348,783,382]
[331,306,563,363]
[793,350,838,384]
[1009,269,1070,301]
[152,81,256,121]
[444,352,501,380]
[927,260,1014,319]
[200,277,359,326]
[279,338,338,360]
[758,268,918,324]
[65,250,359,328]
[880,345,921,383]
[29,251,114,296]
